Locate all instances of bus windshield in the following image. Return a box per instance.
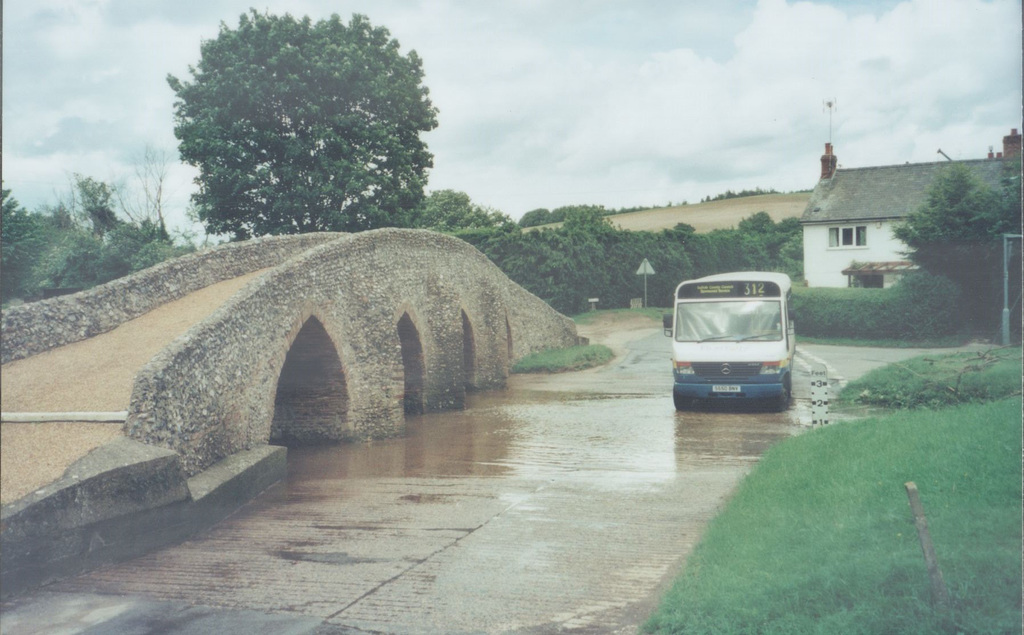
[675,300,782,343]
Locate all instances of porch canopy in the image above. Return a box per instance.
[840,261,916,276]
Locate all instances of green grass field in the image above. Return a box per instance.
[510,344,614,373]
[571,307,665,324]
[838,347,1022,409]
[797,335,966,348]
[644,397,1023,634]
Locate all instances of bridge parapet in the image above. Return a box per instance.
[126,229,579,475]
[1,233,342,364]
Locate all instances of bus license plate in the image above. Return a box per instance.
[712,385,741,393]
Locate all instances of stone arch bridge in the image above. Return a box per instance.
[1,229,581,475]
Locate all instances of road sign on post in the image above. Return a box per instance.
[635,258,655,308]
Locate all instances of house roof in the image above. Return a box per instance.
[800,158,1009,224]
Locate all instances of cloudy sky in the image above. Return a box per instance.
[3,0,1021,234]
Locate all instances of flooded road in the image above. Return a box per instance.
[11,329,806,634]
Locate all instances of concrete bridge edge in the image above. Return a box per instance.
[0,439,286,601]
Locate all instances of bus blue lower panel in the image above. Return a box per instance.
[673,373,787,399]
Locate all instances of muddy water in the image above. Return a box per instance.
[53,330,803,634]
[285,390,789,486]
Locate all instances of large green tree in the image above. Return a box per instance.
[168,11,438,239]
[2,189,47,302]
[893,162,1022,333]
[1,178,196,304]
[518,208,552,228]
[416,190,512,232]
[71,175,121,238]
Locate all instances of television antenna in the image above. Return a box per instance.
[822,99,837,143]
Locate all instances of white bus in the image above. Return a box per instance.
[663,272,795,411]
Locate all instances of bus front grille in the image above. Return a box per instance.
[691,362,762,379]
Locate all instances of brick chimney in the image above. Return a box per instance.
[820,142,837,179]
[1003,128,1021,159]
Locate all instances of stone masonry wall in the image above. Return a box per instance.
[1,233,341,364]
[126,229,580,475]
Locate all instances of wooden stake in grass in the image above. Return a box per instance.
[904,481,951,612]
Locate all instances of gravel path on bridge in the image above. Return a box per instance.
[0,422,124,504]
[0,271,265,504]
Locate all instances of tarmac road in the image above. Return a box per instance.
[1,331,958,634]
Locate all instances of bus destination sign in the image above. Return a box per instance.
[678,280,781,299]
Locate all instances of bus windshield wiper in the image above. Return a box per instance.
[695,335,737,343]
[738,333,780,342]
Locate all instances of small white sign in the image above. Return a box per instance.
[636,258,655,276]
[809,366,830,426]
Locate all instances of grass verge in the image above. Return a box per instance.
[798,335,966,348]
[571,307,665,325]
[644,397,1023,635]
[837,346,1022,409]
[511,345,614,373]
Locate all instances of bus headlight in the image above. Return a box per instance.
[674,361,695,375]
[760,360,788,374]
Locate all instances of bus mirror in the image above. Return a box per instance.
[663,313,673,336]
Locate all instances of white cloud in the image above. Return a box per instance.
[2,0,1020,229]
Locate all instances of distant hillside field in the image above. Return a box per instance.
[529,193,811,233]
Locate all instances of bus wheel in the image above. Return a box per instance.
[673,391,690,411]
[774,376,792,412]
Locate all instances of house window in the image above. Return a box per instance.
[829,226,867,247]
[849,274,884,288]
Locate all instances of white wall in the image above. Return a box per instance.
[802,221,907,287]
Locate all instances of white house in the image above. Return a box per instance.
[800,130,1020,288]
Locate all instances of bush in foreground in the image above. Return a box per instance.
[511,345,613,373]
[838,347,1022,409]
[645,398,1022,634]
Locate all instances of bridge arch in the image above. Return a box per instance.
[270,314,350,444]
[395,310,426,416]
[461,309,476,391]
[505,314,514,373]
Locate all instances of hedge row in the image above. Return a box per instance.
[458,210,802,315]
[792,273,962,341]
